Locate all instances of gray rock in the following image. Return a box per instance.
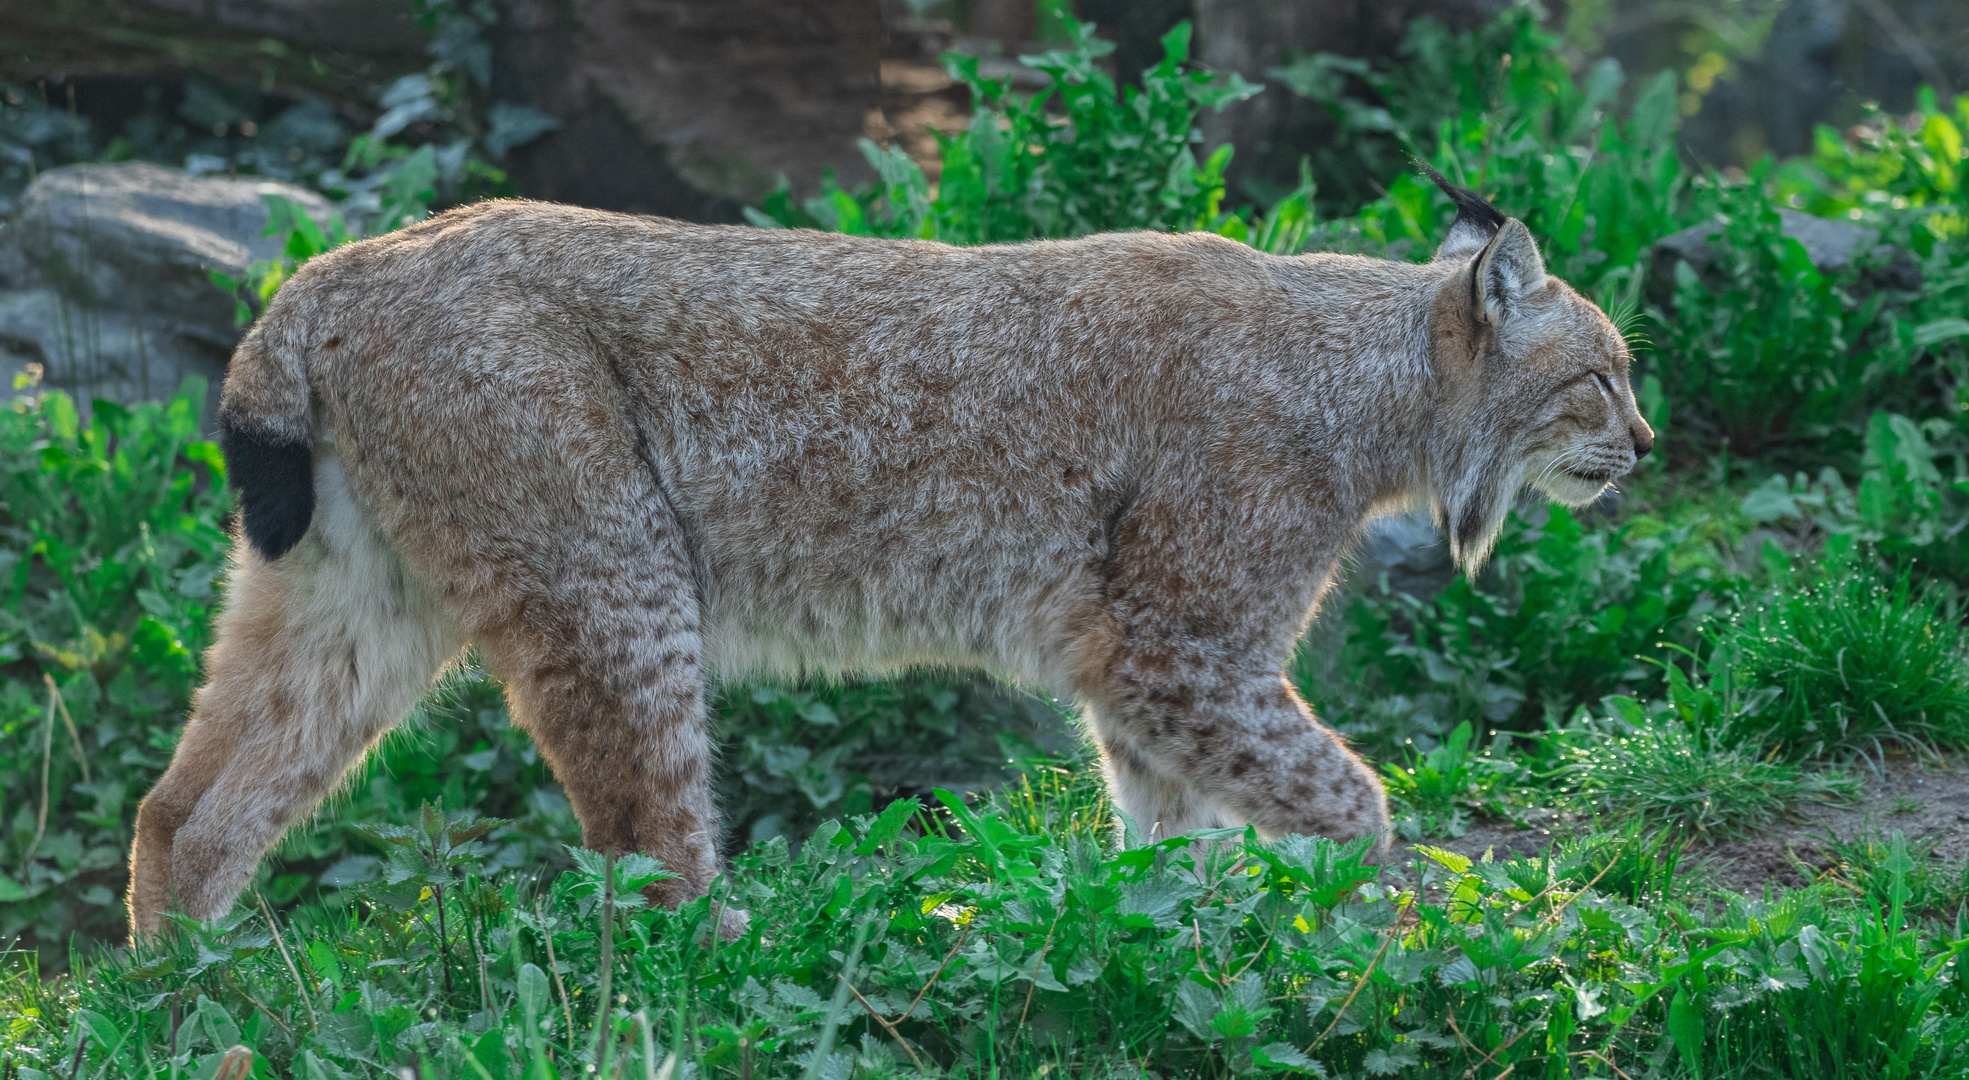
[12,162,336,337]
[0,162,336,408]
[1354,510,1454,600]
[1653,207,1872,272]
[1651,205,1926,298]
[0,289,232,407]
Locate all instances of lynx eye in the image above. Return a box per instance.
[1592,371,1615,394]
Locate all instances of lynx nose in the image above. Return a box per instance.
[1633,434,1653,459]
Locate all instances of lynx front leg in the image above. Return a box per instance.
[1075,489,1390,855]
[464,478,731,929]
[1085,662,1388,853]
[1087,727,1234,843]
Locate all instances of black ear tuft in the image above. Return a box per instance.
[1416,161,1505,237]
[219,411,316,560]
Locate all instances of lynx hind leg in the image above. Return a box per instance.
[466,470,726,920]
[128,458,460,939]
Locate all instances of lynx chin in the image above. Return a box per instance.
[127,169,1651,939]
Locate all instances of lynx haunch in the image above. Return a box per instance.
[127,172,1651,938]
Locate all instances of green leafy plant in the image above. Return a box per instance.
[209,194,359,326]
[356,802,503,907]
[1694,863,1969,1078]
[0,376,229,962]
[747,17,1322,253]
[1652,179,1886,456]
[712,676,1071,844]
[1745,410,1969,585]
[1792,87,1969,230]
[1379,720,1520,839]
[16,765,1969,1079]
[1303,504,1741,754]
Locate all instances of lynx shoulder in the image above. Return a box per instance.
[128,173,1652,938]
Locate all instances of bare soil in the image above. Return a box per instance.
[1404,753,1969,894]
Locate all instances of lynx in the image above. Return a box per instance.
[127,170,1651,938]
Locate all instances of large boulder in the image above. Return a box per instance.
[492,0,885,217]
[0,162,335,407]
[1354,511,1455,600]
[1653,207,1873,273]
[1650,207,1922,297]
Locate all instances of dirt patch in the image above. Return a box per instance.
[1393,753,1969,894]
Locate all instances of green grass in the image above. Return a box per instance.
[1718,568,1969,759]
[6,765,1969,1079]
[1815,828,1969,917]
[1558,704,1858,838]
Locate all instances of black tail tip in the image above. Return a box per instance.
[1415,160,1506,233]
[218,412,315,560]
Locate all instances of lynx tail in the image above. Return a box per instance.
[216,329,316,559]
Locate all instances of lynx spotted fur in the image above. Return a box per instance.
[127,174,1652,938]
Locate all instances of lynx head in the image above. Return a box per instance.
[1417,165,1654,572]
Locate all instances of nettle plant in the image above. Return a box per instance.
[17,768,1969,1079]
[1302,505,1737,759]
[0,377,229,960]
[749,16,1317,254]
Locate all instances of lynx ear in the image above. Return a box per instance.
[1469,218,1545,326]
[1421,162,1504,263]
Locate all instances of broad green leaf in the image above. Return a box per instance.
[197,995,241,1052]
[1667,988,1704,1077]
[1417,845,1472,875]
